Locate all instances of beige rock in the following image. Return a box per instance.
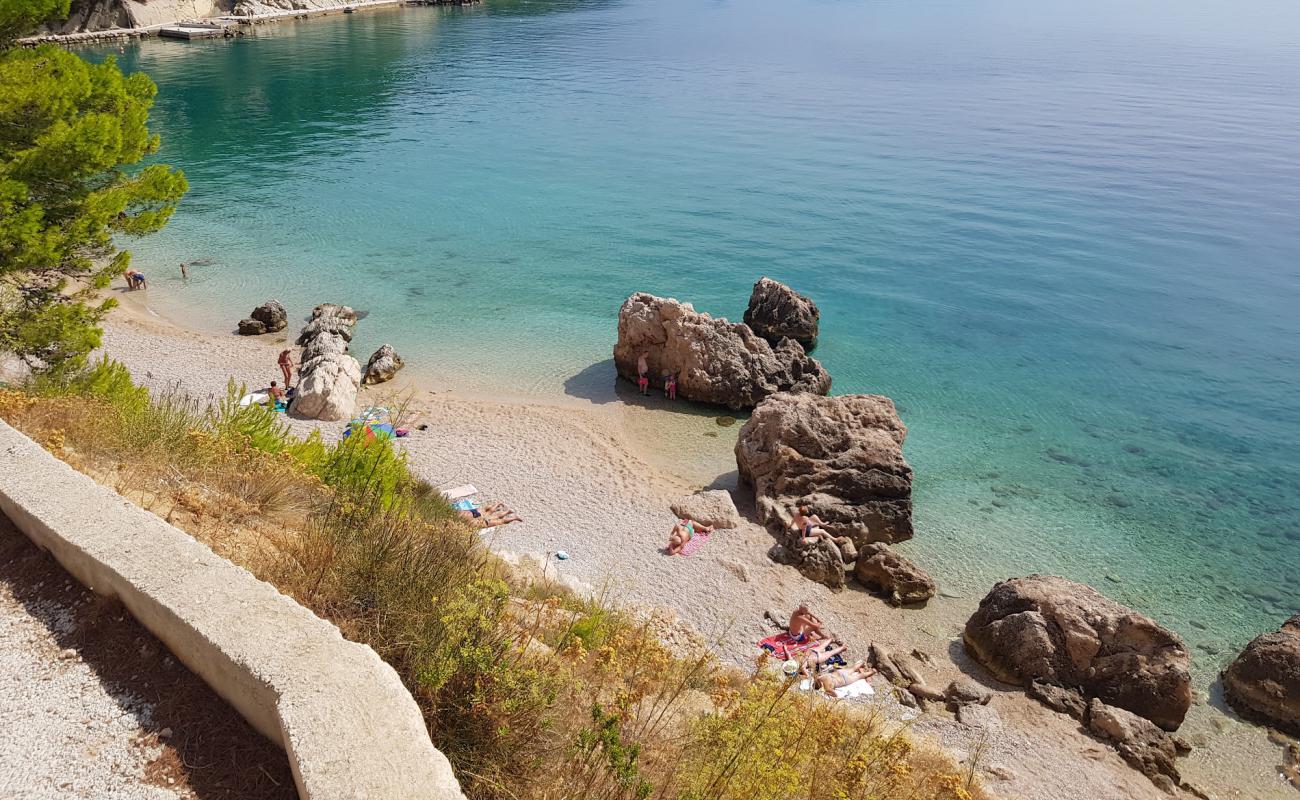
[363,344,405,386]
[669,489,741,529]
[613,293,830,410]
[853,543,936,605]
[1087,699,1183,792]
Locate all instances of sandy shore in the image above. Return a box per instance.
[92,289,1290,800]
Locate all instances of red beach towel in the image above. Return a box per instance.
[757,632,819,661]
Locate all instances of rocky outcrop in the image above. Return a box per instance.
[290,304,360,422]
[362,344,404,386]
[964,575,1192,731]
[743,277,820,349]
[1222,614,1300,736]
[669,490,740,530]
[735,392,913,548]
[1086,699,1187,793]
[613,293,830,410]
[250,300,288,333]
[237,318,267,336]
[853,543,935,606]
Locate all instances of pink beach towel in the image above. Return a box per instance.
[677,530,711,556]
[757,632,820,661]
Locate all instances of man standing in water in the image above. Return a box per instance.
[278,348,295,388]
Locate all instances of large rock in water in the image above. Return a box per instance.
[743,277,820,349]
[250,299,287,333]
[853,543,936,605]
[613,293,830,410]
[964,575,1192,731]
[1222,614,1300,736]
[735,392,913,546]
[363,344,404,386]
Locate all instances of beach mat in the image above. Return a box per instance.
[833,679,875,700]
[757,632,819,661]
[676,530,711,556]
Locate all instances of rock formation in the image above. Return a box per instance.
[735,392,912,546]
[669,490,741,530]
[613,293,830,410]
[853,543,936,605]
[363,344,404,386]
[964,575,1192,731]
[290,304,361,422]
[237,318,267,336]
[1086,699,1187,793]
[250,299,288,333]
[743,277,820,348]
[1222,614,1300,736]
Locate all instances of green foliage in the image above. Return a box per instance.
[0,0,68,46]
[574,705,652,800]
[207,380,294,453]
[0,22,187,375]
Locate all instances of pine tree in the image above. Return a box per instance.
[0,0,187,375]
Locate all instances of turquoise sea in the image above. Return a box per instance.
[94,0,1299,670]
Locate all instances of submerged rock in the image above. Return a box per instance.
[735,392,913,548]
[613,292,830,410]
[1222,614,1300,736]
[669,490,741,529]
[236,318,266,336]
[964,575,1192,731]
[853,543,936,606]
[363,344,405,385]
[250,299,287,333]
[743,277,820,348]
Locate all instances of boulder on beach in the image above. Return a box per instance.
[1221,614,1300,736]
[735,392,913,548]
[612,293,830,410]
[853,543,936,605]
[669,490,741,529]
[742,277,820,349]
[963,574,1192,731]
[363,344,405,386]
[237,318,266,336]
[301,332,350,363]
[1086,699,1186,793]
[250,299,288,333]
[291,353,361,422]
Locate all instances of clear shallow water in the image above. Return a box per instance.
[94,0,1300,671]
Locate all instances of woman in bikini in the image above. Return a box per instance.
[815,661,876,695]
[796,641,849,676]
[791,505,853,550]
[666,518,715,555]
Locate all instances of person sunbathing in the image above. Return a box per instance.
[797,641,848,675]
[666,518,714,555]
[788,604,829,641]
[791,505,852,550]
[816,661,876,695]
[459,501,522,528]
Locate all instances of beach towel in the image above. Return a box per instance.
[833,679,875,700]
[757,632,820,661]
[676,530,711,556]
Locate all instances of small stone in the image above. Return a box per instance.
[58,648,76,660]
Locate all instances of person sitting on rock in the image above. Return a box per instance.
[792,505,853,552]
[815,661,876,695]
[788,604,830,641]
[666,518,714,555]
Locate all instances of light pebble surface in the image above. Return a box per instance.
[92,295,1290,800]
[0,582,178,800]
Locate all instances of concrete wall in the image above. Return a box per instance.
[0,420,465,800]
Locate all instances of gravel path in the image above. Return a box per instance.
[0,516,297,800]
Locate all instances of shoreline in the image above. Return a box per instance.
[20,0,473,47]
[96,291,1293,800]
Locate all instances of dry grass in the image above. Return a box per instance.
[0,362,992,800]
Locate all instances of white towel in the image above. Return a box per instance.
[833,679,875,700]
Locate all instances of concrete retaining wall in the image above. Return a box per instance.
[0,420,464,800]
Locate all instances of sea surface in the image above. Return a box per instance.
[91,0,1300,672]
